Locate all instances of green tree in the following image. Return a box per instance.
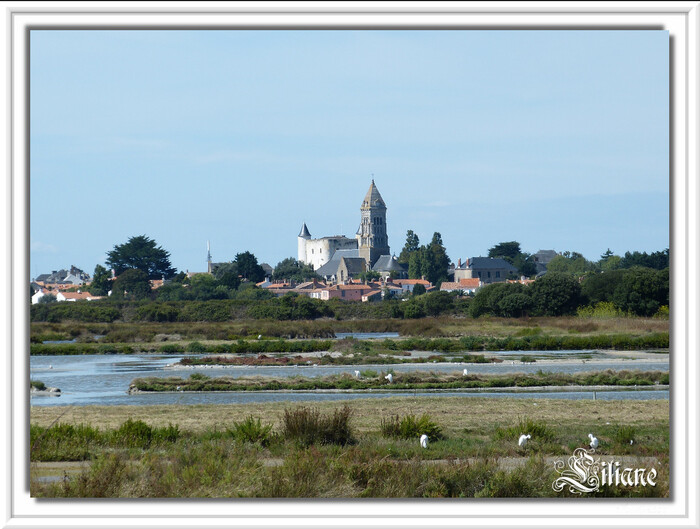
[398,230,420,264]
[235,251,266,283]
[412,283,426,296]
[358,270,380,283]
[423,232,450,285]
[89,264,111,296]
[611,267,669,316]
[408,251,424,279]
[511,253,537,278]
[188,274,230,300]
[488,241,522,262]
[529,272,583,316]
[545,252,596,275]
[497,293,532,318]
[421,291,454,316]
[37,293,57,304]
[469,282,529,318]
[273,257,319,282]
[581,269,626,305]
[619,249,669,270]
[106,235,176,280]
[489,241,537,278]
[213,262,241,290]
[598,249,622,271]
[111,269,151,300]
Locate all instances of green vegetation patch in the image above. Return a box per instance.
[129,369,669,393]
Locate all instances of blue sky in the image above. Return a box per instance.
[30,30,669,278]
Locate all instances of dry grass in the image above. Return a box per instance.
[439,316,669,337]
[30,397,669,436]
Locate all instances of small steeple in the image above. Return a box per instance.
[298,222,311,238]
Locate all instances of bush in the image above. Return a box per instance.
[281,406,354,446]
[30,380,46,391]
[111,418,154,449]
[380,413,444,440]
[228,415,273,446]
[613,425,636,445]
[187,341,207,353]
[494,418,555,443]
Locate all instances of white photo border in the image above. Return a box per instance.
[3,2,698,528]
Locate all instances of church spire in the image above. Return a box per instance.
[362,180,386,209]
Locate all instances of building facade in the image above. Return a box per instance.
[298,180,391,273]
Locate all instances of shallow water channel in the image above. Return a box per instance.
[29,351,669,407]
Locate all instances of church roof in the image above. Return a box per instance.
[316,249,360,277]
[298,222,311,238]
[361,180,386,209]
[340,257,367,275]
[372,254,407,272]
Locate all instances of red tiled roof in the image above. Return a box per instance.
[393,279,432,286]
[439,282,463,291]
[459,278,481,288]
[60,291,103,300]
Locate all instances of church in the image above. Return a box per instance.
[297,181,406,282]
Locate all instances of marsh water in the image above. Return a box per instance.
[29,350,669,407]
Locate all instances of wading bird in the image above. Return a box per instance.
[354,370,360,378]
[420,434,428,449]
[518,434,531,448]
[463,368,468,376]
[384,373,393,383]
[588,433,599,450]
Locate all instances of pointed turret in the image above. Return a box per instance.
[298,223,311,264]
[298,222,311,238]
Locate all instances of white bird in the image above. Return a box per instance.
[588,433,599,450]
[49,365,52,369]
[463,368,468,376]
[257,335,262,340]
[354,370,360,378]
[384,373,393,383]
[630,439,634,445]
[518,434,531,447]
[420,434,428,448]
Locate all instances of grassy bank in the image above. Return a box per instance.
[129,369,669,393]
[29,397,669,498]
[29,331,670,356]
[30,315,669,343]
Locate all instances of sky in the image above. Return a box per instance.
[29,30,669,278]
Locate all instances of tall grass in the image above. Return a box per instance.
[380,414,444,441]
[227,415,273,446]
[281,406,354,446]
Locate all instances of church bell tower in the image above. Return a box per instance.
[357,180,390,267]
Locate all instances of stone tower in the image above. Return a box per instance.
[297,222,311,263]
[357,180,390,267]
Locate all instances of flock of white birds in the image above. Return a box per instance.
[343,371,629,452]
[418,431,621,450]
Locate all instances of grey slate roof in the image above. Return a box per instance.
[533,250,558,264]
[340,257,367,275]
[372,254,407,273]
[298,223,311,238]
[316,249,361,277]
[460,257,517,272]
[361,180,386,208]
